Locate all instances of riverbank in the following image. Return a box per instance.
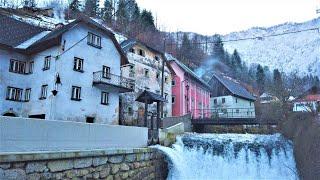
[197,124,279,134]
[280,113,320,180]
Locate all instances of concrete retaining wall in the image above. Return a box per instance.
[0,148,168,179]
[162,114,192,132]
[0,117,148,153]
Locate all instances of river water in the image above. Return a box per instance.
[155,133,298,180]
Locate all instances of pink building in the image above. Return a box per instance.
[166,54,211,118]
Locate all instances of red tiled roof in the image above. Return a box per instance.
[295,94,320,102]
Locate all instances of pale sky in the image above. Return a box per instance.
[136,0,320,35]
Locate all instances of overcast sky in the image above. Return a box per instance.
[135,0,319,35]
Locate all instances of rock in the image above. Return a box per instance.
[0,168,4,179]
[12,162,25,168]
[73,158,92,169]
[120,163,130,171]
[64,170,76,178]
[108,155,124,164]
[47,160,73,172]
[93,157,108,167]
[133,162,140,169]
[4,169,26,180]
[111,164,120,174]
[99,167,110,178]
[96,164,109,172]
[125,154,136,163]
[26,162,47,173]
[93,172,100,179]
[106,175,114,180]
[83,174,93,179]
[54,172,64,179]
[27,173,41,180]
[128,170,135,177]
[40,172,52,179]
[0,163,10,169]
[120,172,129,179]
[78,169,90,176]
[114,174,121,180]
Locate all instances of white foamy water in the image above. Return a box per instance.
[155,133,299,180]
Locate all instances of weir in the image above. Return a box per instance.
[155,133,299,180]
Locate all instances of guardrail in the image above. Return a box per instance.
[192,108,256,119]
[93,71,135,91]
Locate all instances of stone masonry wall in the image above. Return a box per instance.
[0,148,168,180]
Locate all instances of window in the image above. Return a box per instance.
[9,59,26,74]
[165,76,168,83]
[102,66,111,79]
[74,57,84,72]
[156,72,160,79]
[222,98,226,104]
[138,49,145,57]
[236,98,238,103]
[145,87,150,90]
[40,85,48,99]
[250,102,252,106]
[101,92,109,105]
[129,48,135,53]
[172,80,176,86]
[128,107,133,115]
[165,93,168,101]
[129,65,135,77]
[156,90,160,94]
[6,87,22,101]
[28,61,34,74]
[154,56,160,61]
[214,99,217,105]
[144,68,149,77]
[71,86,81,101]
[86,117,95,123]
[25,88,31,102]
[236,109,239,113]
[43,56,51,70]
[87,32,101,48]
[172,96,176,104]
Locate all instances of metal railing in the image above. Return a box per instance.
[93,71,135,91]
[192,108,256,119]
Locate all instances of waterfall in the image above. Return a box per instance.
[155,133,299,180]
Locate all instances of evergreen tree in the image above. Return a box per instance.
[211,35,225,61]
[273,69,284,98]
[256,64,265,94]
[178,33,192,65]
[24,0,36,7]
[69,0,81,12]
[102,0,114,23]
[140,9,155,31]
[116,0,129,30]
[230,49,241,72]
[84,0,98,17]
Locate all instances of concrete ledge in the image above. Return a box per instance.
[0,148,155,163]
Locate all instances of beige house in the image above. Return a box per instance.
[120,40,172,125]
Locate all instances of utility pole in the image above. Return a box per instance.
[160,37,166,118]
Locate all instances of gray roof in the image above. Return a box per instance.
[136,90,167,104]
[120,39,164,55]
[0,14,47,47]
[210,73,256,101]
[166,54,211,90]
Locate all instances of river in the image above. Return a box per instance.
[155,133,298,180]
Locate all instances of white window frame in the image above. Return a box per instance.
[40,85,48,99]
[101,92,109,105]
[25,88,31,102]
[87,32,102,48]
[9,59,26,74]
[43,56,51,70]
[102,66,111,79]
[71,86,81,101]
[74,57,84,72]
[6,87,23,101]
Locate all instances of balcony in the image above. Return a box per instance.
[93,71,135,93]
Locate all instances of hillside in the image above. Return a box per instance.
[222,18,320,76]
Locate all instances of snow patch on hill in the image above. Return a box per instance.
[222,18,320,76]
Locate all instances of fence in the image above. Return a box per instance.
[0,116,148,153]
[162,114,192,132]
[192,108,256,119]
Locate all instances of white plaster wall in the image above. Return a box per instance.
[1,23,122,124]
[210,95,256,118]
[0,116,148,152]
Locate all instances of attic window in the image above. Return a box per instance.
[138,49,145,57]
[130,48,135,53]
[155,56,160,61]
[144,68,149,77]
[87,32,101,48]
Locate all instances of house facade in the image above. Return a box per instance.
[208,73,256,118]
[120,40,172,125]
[166,54,211,119]
[0,14,133,124]
[293,86,320,112]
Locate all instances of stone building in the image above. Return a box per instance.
[120,40,172,125]
[0,13,133,124]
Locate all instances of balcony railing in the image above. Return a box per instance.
[191,108,256,119]
[93,71,135,92]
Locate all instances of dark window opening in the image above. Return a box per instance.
[214,99,217,104]
[3,112,17,117]
[222,98,226,104]
[40,85,48,100]
[138,49,145,57]
[86,117,95,123]
[71,86,81,101]
[101,92,109,105]
[129,48,135,53]
[74,57,84,72]
[102,66,111,79]
[29,114,45,119]
[43,56,51,70]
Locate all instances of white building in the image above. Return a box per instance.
[0,14,133,124]
[207,73,256,118]
[120,40,172,125]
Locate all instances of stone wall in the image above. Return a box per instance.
[0,148,168,180]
